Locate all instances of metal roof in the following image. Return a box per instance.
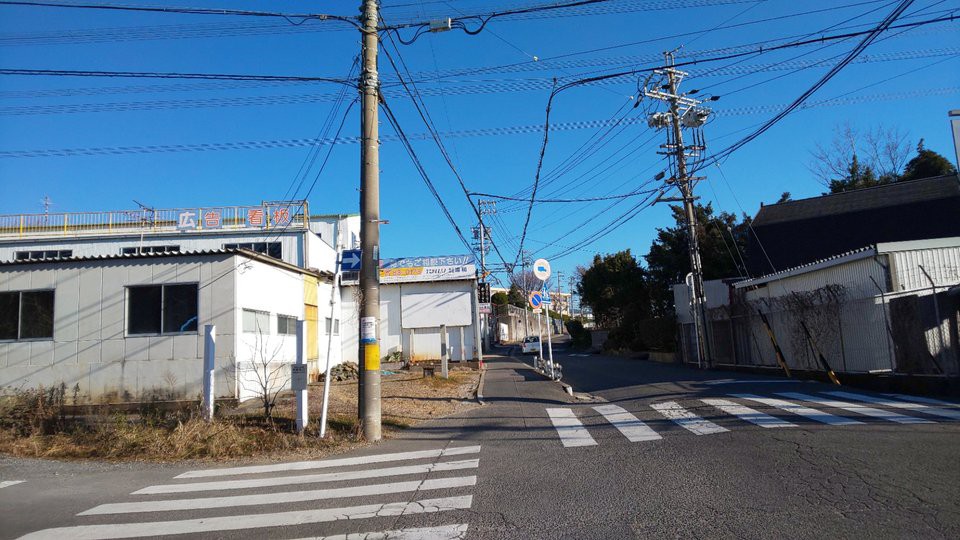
[752,174,960,226]
[735,236,960,289]
[0,248,333,279]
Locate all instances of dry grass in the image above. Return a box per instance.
[0,368,480,462]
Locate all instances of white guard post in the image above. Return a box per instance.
[440,324,449,379]
[202,325,216,422]
[294,320,309,434]
[536,310,543,371]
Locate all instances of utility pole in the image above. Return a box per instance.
[358,0,381,441]
[644,51,712,368]
[477,200,496,350]
[568,276,576,322]
[555,271,564,334]
[521,251,532,339]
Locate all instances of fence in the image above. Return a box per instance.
[0,202,309,239]
[494,304,562,343]
[680,287,959,376]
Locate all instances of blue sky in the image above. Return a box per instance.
[0,0,958,288]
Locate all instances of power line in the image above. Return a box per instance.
[2,84,954,159]
[0,68,354,84]
[379,95,474,254]
[700,0,919,169]
[0,1,359,26]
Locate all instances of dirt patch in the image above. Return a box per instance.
[0,369,480,463]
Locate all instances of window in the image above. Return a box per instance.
[0,290,55,340]
[224,242,282,260]
[277,314,297,335]
[14,250,71,261]
[242,309,270,334]
[127,284,198,335]
[120,245,180,255]
[325,317,340,335]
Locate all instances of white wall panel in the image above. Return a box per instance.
[401,291,472,328]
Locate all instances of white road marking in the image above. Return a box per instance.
[21,496,472,540]
[649,401,729,435]
[133,459,479,495]
[176,445,481,478]
[289,524,470,540]
[546,408,598,447]
[0,480,25,489]
[883,393,960,409]
[733,394,863,426]
[703,379,802,386]
[82,476,476,516]
[592,404,661,442]
[777,392,934,424]
[701,398,796,428]
[825,391,960,421]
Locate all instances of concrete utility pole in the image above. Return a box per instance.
[477,199,496,350]
[521,251,532,339]
[358,0,381,441]
[555,271,564,334]
[645,51,712,368]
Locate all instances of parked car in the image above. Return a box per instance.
[520,336,541,355]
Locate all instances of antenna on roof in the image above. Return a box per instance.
[133,200,156,254]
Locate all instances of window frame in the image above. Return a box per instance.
[242,308,271,335]
[125,282,199,337]
[276,314,298,336]
[0,289,56,342]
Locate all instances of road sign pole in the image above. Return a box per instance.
[537,310,543,372]
[295,320,308,435]
[545,295,555,379]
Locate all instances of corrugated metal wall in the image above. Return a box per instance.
[889,245,960,292]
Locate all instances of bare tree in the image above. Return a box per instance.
[237,322,291,420]
[808,123,911,187]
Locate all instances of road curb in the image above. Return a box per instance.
[475,366,487,405]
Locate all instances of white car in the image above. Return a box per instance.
[520,336,541,355]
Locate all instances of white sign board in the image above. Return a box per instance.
[379,255,476,284]
[533,258,551,281]
[291,364,308,391]
[360,316,377,344]
[479,303,492,315]
[401,290,472,329]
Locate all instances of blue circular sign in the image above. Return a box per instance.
[529,291,543,308]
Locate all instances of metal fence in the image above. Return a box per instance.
[0,202,309,239]
[680,288,959,376]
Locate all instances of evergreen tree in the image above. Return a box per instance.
[900,139,957,181]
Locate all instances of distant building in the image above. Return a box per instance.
[747,174,960,276]
[675,237,960,375]
[341,255,481,363]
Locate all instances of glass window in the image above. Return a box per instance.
[0,290,55,340]
[19,291,54,339]
[267,242,282,259]
[163,284,198,333]
[128,286,162,335]
[333,319,340,335]
[325,317,333,334]
[0,292,18,339]
[242,309,270,334]
[277,314,297,335]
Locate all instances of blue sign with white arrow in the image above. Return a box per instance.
[340,249,362,271]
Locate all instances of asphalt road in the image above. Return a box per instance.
[2,341,959,539]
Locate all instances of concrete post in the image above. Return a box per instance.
[202,325,216,422]
[295,320,308,434]
[440,324,449,379]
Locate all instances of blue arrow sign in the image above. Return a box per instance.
[340,249,362,271]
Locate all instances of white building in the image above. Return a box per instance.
[0,203,484,402]
[0,202,356,402]
[674,237,960,374]
[341,255,481,364]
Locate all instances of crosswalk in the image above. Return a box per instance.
[546,391,958,448]
[19,445,481,540]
